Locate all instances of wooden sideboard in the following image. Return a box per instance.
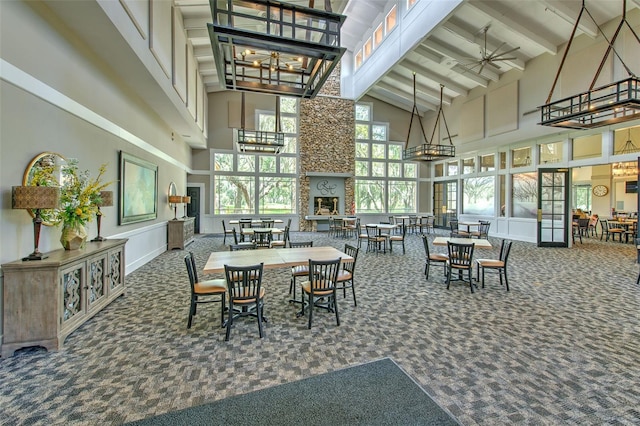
[168,217,195,250]
[1,239,127,358]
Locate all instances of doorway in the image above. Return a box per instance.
[433,180,458,228]
[186,186,200,234]
[537,168,570,247]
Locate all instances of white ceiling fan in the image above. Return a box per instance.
[460,26,520,74]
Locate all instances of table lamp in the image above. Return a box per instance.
[168,195,182,220]
[92,190,113,242]
[182,195,191,218]
[12,186,60,261]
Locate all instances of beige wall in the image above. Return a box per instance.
[1,2,191,263]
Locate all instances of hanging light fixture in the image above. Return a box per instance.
[539,0,640,130]
[235,92,285,154]
[612,128,640,176]
[403,73,455,161]
[208,0,345,99]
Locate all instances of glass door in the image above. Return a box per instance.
[433,180,457,228]
[537,168,570,247]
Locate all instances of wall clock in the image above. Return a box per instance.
[592,185,608,197]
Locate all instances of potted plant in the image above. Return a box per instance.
[58,160,110,250]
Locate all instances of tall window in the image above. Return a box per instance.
[573,185,592,212]
[512,172,537,219]
[213,97,298,215]
[354,103,417,213]
[462,177,495,215]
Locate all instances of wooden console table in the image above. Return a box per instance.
[168,217,195,250]
[1,239,127,357]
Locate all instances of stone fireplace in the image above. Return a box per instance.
[298,64,356,231]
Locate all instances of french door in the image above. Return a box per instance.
[537,168,570,247]
[433,180,458,228]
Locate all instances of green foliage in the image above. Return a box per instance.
[57,159,111,228]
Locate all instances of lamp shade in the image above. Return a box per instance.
[182,196,191,204]
[12,186,60,209]
[168,195,182,204]
[98,190,114,207]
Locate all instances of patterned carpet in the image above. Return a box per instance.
[1,228,640,425]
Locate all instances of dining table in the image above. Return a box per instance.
[433,237,492,249]
[229,219,283,225]
[203,246,353,274]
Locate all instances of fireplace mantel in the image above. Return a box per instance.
[305,172,352,178]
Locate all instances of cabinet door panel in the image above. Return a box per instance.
[109,248,124,294]
[88,255,107,310]
[60,263,86,328]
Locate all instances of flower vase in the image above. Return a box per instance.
[60,223,88,250]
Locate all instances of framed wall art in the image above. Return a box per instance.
[119,151,158,225]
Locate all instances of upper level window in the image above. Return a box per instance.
[355,104,371,121]
[355,50,363,69]
[374,23,384,47]
[539,141,563,164]
[386,5,397,32]
[480,154,495,172]
[407,0,418,9]
[512,147,531,168]
[364,37,373,59]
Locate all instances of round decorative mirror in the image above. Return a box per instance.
[22,152,67,226]
[168,181,177,199]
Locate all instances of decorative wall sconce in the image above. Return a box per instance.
[92,190,113,242]
[12,185,60,260]
[181,195,191,218]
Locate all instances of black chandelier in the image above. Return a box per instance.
[540,0,640,129]
[208,0,346,99]
[403,73,455,161]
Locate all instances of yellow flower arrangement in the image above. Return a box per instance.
[57,159,111,229]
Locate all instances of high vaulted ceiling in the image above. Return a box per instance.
[177,0,640,114]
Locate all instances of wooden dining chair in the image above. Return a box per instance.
[388,223,407,254]
[289,241,314,302]
[365,224,387,254]
[476,239,512,291]
[230,228,257,250]
[184,252,226,328]
[335,244,359,306]
[221,219,235,245]
[238,219,253,242]
[446,241,476,293]
[421,235,448,280]
[253,229,272,248]
[223,263,266,341]
[270,225,289,248]
[300,257,341,329]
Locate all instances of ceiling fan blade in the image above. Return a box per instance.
[488,42,506,59]
[490,57,518,62]
[493,46,520,58]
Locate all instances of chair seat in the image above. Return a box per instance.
[430,253,448,261]
[270,240,286,248]
[301,281,334,296]
[476,259,504,268]
[336,270,352,282]
[232,287,266,304]
[389,235,404,241]
[194,278,227,294]
[292,265,309,276]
